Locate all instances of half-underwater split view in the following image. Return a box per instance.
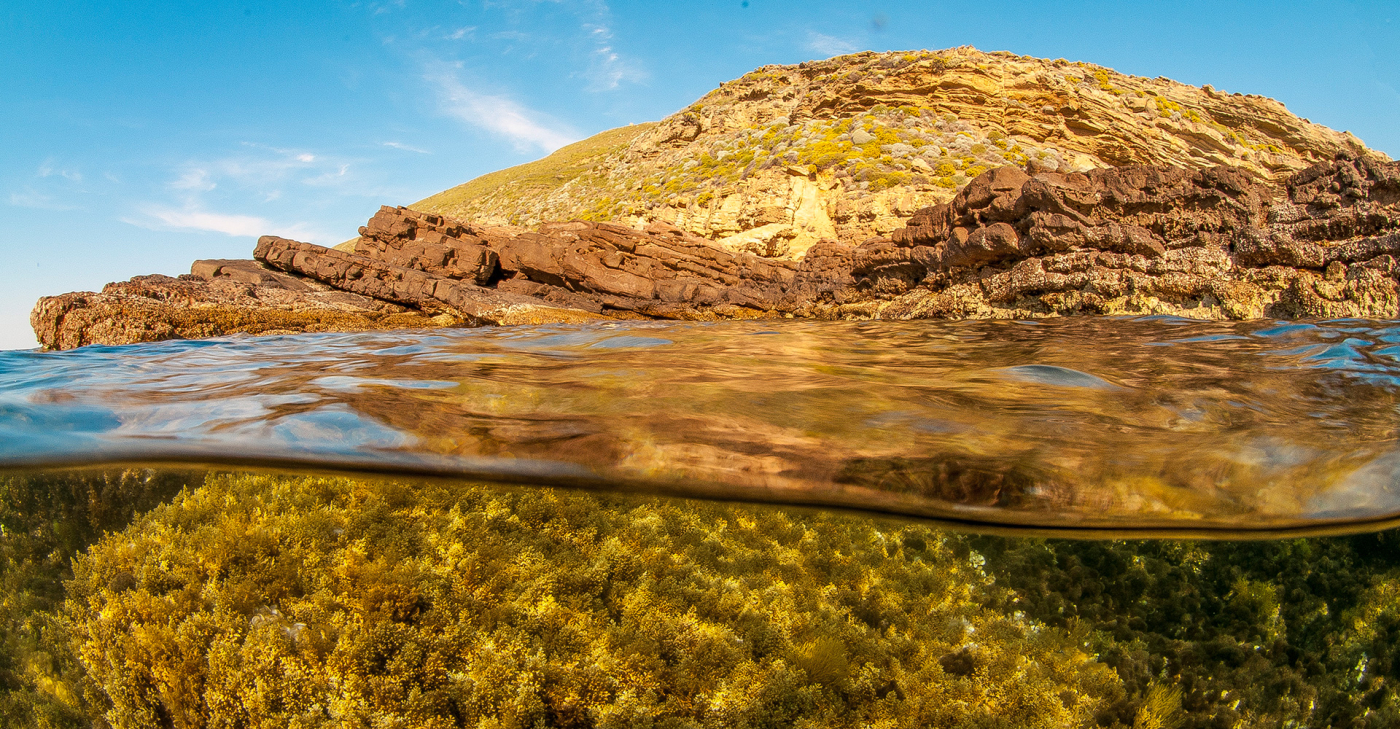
[4,1,1400,728]
[4,319,1400,727]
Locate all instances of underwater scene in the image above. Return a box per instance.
[3,317,1400,727]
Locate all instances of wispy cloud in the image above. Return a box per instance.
[429,65,579,152]
[37,159,82,182]
[127,205,326,242]
[163,145,354,196]
[581,22,645,90]
[8,188,77,211]
[806,31,860,57]
[383,141,430,154]
[218,144,324,182]
[126,145,350,243]
[10,159,87,209]
[171,168,216,192]
[447,25,475,40]
[303,164,352,187]
[462,1,644,91]
[140,208,272,237]
[489,30,531,42]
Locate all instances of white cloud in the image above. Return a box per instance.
[430,67,580,152]
[581,22,646,90]
[383,141,430,153]
[171,168,216,192]
[7,188,77,210]
[128,206,326,243]
[38,160,82,182]
[221,144,324,181]
[155,146,343,209]
[447,25,475,40]
[141,208,272,237]
[806,31,860,57]
[303,164,352,186]
[465,1,644,92]
[131,144,348,242]
[9,158,91,210]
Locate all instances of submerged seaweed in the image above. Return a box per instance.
[1,469,1398,728]
[63,473,1121,728]
[971,533,1400,727]
[0,470,192,726]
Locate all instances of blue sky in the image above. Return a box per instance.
[2,0,1396,349]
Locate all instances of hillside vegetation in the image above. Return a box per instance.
[413,46,1384,260]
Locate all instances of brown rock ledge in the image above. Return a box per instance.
[31,154,1400,350]
[29,265,442,351]
[850,153,1400,321]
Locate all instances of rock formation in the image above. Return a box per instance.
[415,47,1383,259]
[848,153,1400,321]
[29,262,443,351]
[262,207,799,320]
[30,47,1400,350]
[33,153,1400,350]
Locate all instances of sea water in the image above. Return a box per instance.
[2,317,1399,727]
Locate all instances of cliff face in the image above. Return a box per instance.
[414,47,1382,261]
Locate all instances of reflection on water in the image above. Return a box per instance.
[2,468,1399,728]
[2,317,1400,536]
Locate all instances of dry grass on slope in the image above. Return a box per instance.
[414,124,657,226]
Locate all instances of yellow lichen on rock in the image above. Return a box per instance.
[413,47,1384,261]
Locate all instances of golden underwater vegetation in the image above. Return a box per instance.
[0,470,190,727]
[969,534,1400,728]
[2,469,1400,728]
[62,473,1123,728]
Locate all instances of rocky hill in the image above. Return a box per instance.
[35,152,1400,349]
[32,47,1400,349]
[413,46,1382,260]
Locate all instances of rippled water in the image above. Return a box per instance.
[3,316,1399,537]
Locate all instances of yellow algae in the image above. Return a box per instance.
[65,473,1122,728]
[4,469,1400,727]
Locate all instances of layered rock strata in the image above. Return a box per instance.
[264,206,800,319]
[417,47,1385,258]
[849,153,1400,320]
[32,155,1400,349]
[28,260,455,351]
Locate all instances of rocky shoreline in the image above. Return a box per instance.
[32,153,1400,350]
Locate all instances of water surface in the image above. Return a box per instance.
[3,316,1398,537]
